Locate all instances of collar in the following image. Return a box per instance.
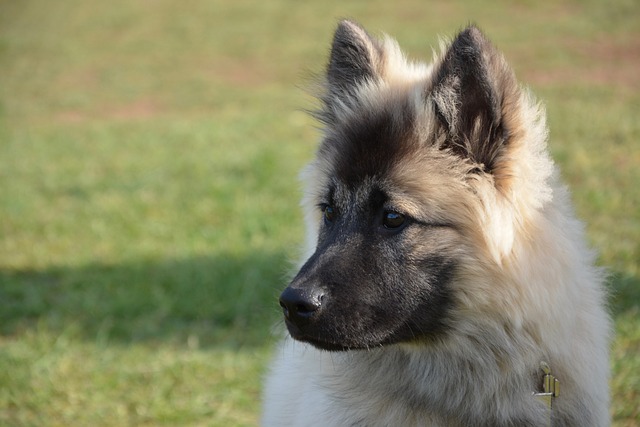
[533,361,560,427]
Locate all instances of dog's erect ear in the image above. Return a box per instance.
[325,20,383,105]
[430,26,520,174]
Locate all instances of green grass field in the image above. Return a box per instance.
[0,0,638,425]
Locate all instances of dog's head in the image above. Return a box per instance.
[279,21,552,351]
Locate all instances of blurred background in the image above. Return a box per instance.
[0,0,638,425]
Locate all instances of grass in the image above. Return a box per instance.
[0,0,638,425]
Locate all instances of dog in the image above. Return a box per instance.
[262,20,611,426]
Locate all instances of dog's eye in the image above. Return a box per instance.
[383,211,405,229]
[323,205,336,224]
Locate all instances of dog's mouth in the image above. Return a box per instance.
[284,318,387,351]
[284,319,353,351]
[300,336,354,351]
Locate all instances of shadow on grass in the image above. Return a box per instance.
[609,271,640,317]
[2,255,637,349]
[0,251,291,349]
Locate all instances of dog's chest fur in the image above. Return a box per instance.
[264,338,553,427]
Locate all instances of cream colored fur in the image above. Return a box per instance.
[262,23,610,427]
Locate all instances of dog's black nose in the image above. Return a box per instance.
[279,287,324,322]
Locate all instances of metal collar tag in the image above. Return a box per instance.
[534,362,560,427]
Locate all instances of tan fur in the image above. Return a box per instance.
[263,22,610,426]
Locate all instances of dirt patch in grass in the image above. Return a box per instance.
[57,98,165,124]
[522,35,640,91]
[107,98,163,120]
[53,56,274,124]
[208,56,275,88]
